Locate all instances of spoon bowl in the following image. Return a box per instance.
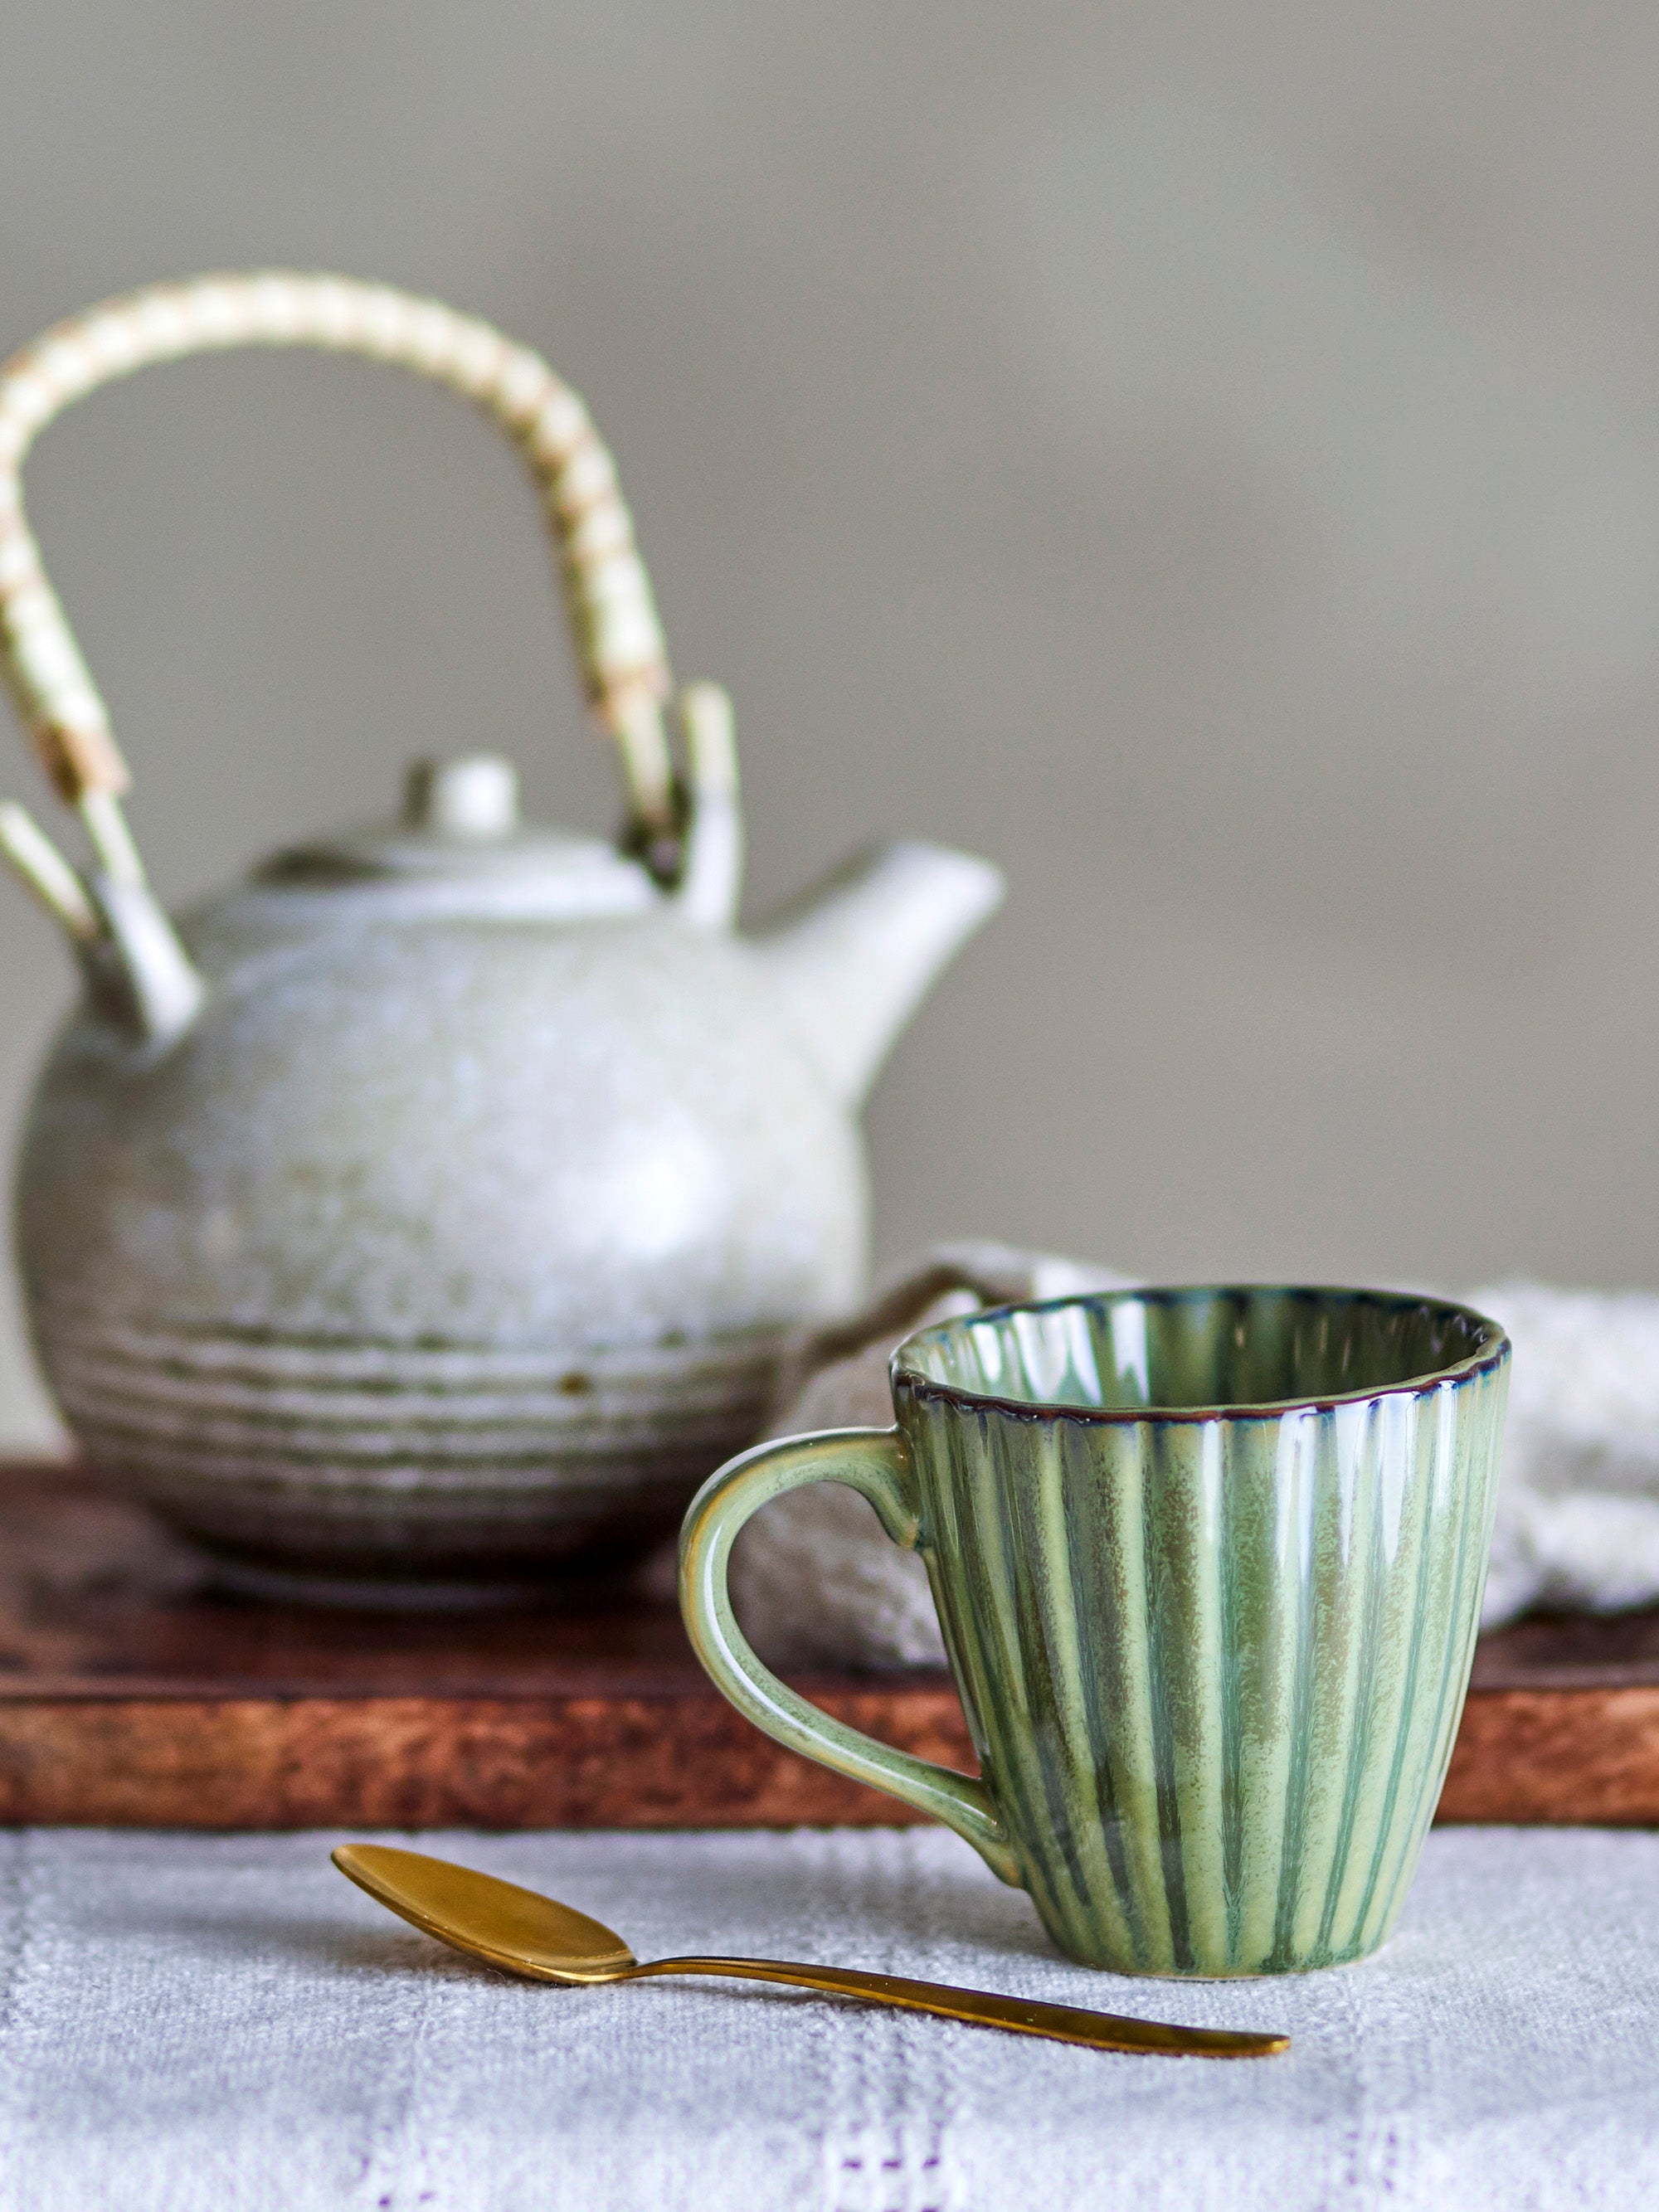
[337,1844,636,1982]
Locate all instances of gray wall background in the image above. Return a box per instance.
[1,3,1656,1443]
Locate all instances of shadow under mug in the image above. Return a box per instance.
[679,1286,1510,1977]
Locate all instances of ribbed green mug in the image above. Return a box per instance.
[679,1286,1510,1976]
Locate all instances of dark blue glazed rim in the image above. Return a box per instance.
[892,1283,1511,1425]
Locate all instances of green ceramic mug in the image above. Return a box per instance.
[679,1286,1510,1977]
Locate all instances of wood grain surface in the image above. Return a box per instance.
[0,1464,1652,1829]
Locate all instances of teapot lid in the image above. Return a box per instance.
[253,755,661,920]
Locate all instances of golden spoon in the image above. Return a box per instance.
[333,1845,1288,2059]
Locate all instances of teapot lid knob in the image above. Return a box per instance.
[403,756,519,840]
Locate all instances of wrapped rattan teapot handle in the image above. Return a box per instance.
[0,270,680,873]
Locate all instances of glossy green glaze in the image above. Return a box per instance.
[680,1286,1510,1977]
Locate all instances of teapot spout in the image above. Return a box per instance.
[752,840,1003,1106]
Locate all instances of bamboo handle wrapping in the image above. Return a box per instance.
[0,272,677,834]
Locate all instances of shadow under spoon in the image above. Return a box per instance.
[332,1845,1288,2059]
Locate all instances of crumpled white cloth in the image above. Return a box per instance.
[730,1250,1659,1669]
[6,1824,1659,2212]
[1466,1280,1659,1625]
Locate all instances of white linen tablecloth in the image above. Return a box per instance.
[1,1824,1655,2211]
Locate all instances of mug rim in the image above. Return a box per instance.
[891,1282,1511,1425]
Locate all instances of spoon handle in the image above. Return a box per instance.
[625,1956,1287,2058]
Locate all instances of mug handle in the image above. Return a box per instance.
[678,1428,1022,1887]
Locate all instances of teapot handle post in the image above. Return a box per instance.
[0,271,699,879]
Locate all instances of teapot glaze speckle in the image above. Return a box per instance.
[0,275,1000,1600]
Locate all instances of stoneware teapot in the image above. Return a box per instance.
[0,272,1000,1602]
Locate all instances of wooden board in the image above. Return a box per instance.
[0,1463,1652,1829]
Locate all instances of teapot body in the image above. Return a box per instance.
[0,272,1003,1602]
[17,887,868,1596]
